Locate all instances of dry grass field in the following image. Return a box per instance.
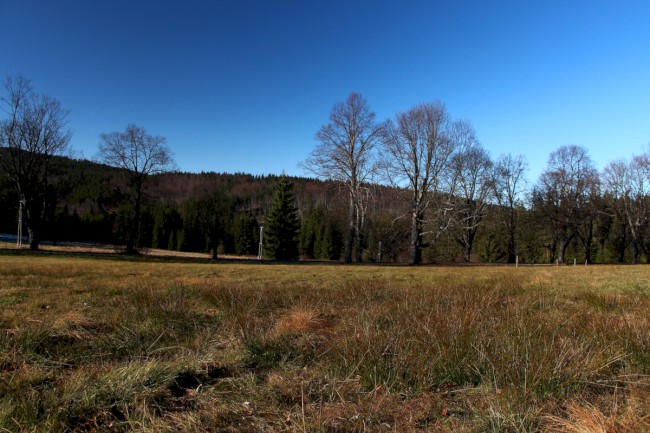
[1,252,649,432]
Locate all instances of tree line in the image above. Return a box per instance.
[303,92,650,265]
[1,78,649,264]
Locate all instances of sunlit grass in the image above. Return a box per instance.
[0,253,649,431]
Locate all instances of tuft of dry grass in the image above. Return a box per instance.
[545,398,649,433]
[272,307,337,338]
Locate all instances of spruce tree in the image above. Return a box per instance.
[264,177,300,260]
[234,213,259,255]
[299,205,320,258]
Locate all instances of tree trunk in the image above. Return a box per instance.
[24,202,41,251]
[409,209,424,265]
[353,198,365,263]
[27,226,40,251]
[127,187,143,255]
[617,222,627,263]
[583,232,593,264]
[506,212,516,263]
[631,237,639,264]
[557,237,567,264]
[343,196,354,263]
[354,226,362,263]
[464,227,477,263]
[464,244,472,263]
[506,237,516,263]
[584,243,592,264]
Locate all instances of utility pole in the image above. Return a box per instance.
[257,225,264,259]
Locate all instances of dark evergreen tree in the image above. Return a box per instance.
[152,205,182,250]
[264,177,300,260]
[0,172,16,234]
[299,205,322,258]
[316,218,343,260]
[138,208,154,248]
[196,194,233,259]
[178,200,204,252]
[233,212,259,255]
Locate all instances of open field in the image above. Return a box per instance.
[1,253,649,432]
[0,238,218,260]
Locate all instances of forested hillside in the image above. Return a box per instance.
[1,151,648,264]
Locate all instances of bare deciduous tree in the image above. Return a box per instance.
[636,150,650,260]
[301,93,383,263]
[381,101,456,264]
[535,145,598,264]
[492,154,528,263]
[98,124,175,254]
[602,160,631,262]
[449,134,493,263]
[0,75,71,250]
[575,174,601,264]
[603,152,649,263]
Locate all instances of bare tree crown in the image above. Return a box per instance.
[381,101,453,190]
[98,124,175,177]
[303,92,382,186]
[1,75,71,169]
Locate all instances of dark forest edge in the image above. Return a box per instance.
[0,149,648,265]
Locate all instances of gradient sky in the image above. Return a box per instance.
[1,0,649,183]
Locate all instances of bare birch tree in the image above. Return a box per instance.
[0,75,71,250]
[380,101,456,264]
[492,154,528,263]
[98,124,175,254]
[449,135,493,262]
[301,93,383,263]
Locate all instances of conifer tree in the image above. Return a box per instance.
[234,213,259,255]
[264,177,300,260]
[299,205,321,258]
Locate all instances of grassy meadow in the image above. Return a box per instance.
[0,253,649,432]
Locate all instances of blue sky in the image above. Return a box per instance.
[1,0,649,183]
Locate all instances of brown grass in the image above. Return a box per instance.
[545,395,650,433]
[0,252,649,431]
[272,307,337,337]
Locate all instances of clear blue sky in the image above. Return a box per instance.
[2,0,649,183]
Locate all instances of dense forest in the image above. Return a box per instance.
[0,149,649,265]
